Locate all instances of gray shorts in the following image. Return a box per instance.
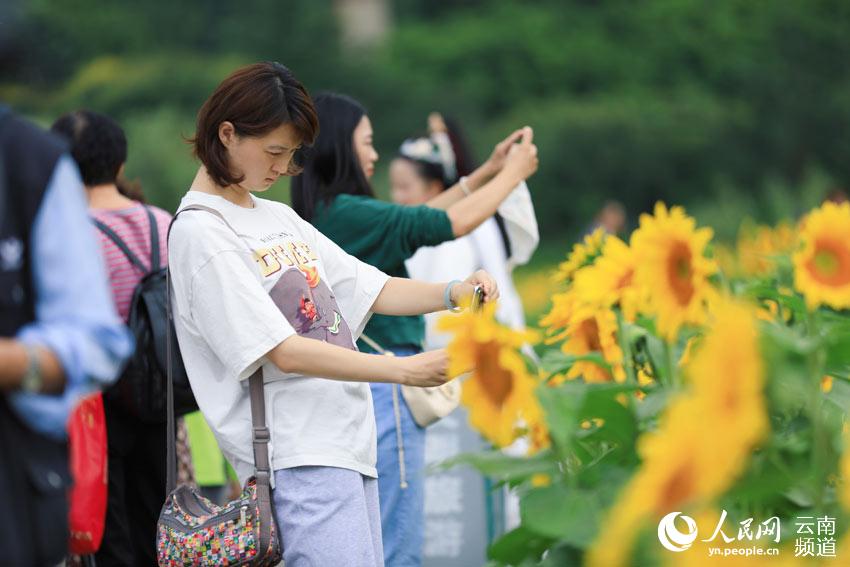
[273,466,384,567]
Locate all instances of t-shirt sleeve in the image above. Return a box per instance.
[339,197,455,268]
[306,219,390,340]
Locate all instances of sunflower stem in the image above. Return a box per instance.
[663,340,679,390]
[806,310,827,515]
[615,309,637,386]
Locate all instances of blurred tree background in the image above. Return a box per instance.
[2,0,849,249]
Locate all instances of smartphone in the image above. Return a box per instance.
[470,285,484,312]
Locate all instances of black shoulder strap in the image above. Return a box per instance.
[0,107,8,227]
[92,206,162,273]
[91,218,149,273]
[145,206,160,269]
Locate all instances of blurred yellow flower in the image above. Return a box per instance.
[588,299,767,567]
[561,306,625,383]
[713,242,740,278]
[738,221,797,276]
[539,289,577,343]
[635,366,654,401]
[438,301,540,448]
[684,299,768,494]
[587,400,705,567]
[531,473,551,487]
[793,201,850,310]
[522,389,551,455]
[514,270,556,318]
[631,202,717,342]
[822,375,834,393]
[572,235,641,321]
[554,227,606,283]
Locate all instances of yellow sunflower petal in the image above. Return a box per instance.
[793,201,850,310]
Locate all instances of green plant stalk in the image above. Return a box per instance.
[806,311,827,514]
[663,339,680,390]
[615,308,637,386]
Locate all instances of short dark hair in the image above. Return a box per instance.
[192,61,319,187]
[290,92,375,222]
[51,110,127,186]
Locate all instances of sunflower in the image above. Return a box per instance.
[738,221,797,277]
[437,301,540,448]
[539,289,577,343]
[793,201,850,310]
[684,299,768,496]
[572,235,641,321]
[586,399,705,567]
[635,365,654,401]
[561,306,625,383]
[588,299,767,567]
[554,227,606,283]
[523,397,551,455]
[630,202,717,342]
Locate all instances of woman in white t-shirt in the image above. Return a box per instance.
[168,62,498,567]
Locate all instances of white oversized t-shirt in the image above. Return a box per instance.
[169,191,390,483]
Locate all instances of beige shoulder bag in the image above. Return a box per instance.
[359,334,461,428]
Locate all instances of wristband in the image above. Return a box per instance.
[459,176,471,196]
[21,343,43,394]
[444,280,463,312]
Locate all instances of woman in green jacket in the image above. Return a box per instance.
[291,93,538,567]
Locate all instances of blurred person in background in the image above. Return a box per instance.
[825,187,848,205]
[588,199,626,236]
[0,105,132,566]
[52,110,189,566]
[393,112,539,349]
[391,112,540,536]
[291,94,538,567]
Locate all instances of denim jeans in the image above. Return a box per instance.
[370,345,426,567]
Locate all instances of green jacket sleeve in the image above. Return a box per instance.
[321,195,455,271]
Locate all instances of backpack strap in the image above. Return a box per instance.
[146,206,160,270]
[92,206,162,273]
[91,218,149,273]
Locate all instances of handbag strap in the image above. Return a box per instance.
[165,204,274,519]
[359,332,388,356]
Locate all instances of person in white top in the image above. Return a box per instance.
[391,113,540,535]
[169,62,503,567]
[392,113,540,348]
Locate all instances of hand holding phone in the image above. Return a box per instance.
[470,285,484,313]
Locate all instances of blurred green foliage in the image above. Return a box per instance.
[2,0,849,239]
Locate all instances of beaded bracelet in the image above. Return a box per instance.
[444,280,463,312]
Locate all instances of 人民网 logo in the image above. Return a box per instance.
[657,512,698,552]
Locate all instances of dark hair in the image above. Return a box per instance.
[395,135,452,188]
[193,61,319,187]
[51,110,127,186]
[396,155,447,187]
[290,92,375,221]
[444,116,477,178]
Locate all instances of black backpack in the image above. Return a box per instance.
[93,208,198,422]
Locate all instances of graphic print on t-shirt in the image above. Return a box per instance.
[256,239,356,351]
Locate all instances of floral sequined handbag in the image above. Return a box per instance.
[157,205,282,566]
